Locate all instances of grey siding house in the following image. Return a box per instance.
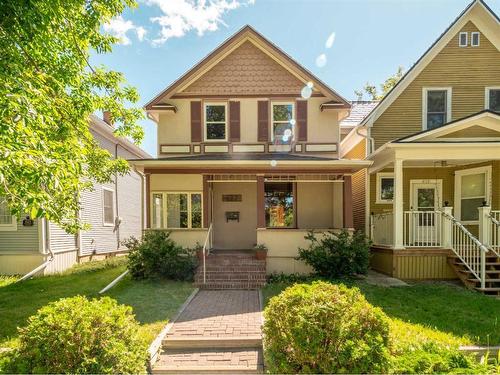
[0,114,150,275]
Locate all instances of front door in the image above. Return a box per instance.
[409,181,442,246]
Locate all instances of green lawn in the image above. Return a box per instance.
[0,258,194,349]
[263,280,500,346]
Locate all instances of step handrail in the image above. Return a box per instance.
[202,223,213,285]
[441,210,489,288]
[487,211,500,257]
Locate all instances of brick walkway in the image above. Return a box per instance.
[168,290,262,338]
[153,290,264,374]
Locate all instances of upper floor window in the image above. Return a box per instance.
[471,32,480,47]
[423,88,451,130]
[204,103,227,141]
[458,32,467,47]
[272,103,294,144]
[486,87,500,112]
[102,187,115,226]
[0,197,16,231]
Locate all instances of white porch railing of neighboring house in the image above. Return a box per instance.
[202,223,213,285]
[441,210,489,289]
[487,210,500,257]
[403,210,442,247]
[370,212,393,246]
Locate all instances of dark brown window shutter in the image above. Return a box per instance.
[297,100,308,141]
[257,100,269,142]
[190,101,202,142]
[229,101,240,142]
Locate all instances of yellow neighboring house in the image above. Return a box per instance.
[344,0,500,294]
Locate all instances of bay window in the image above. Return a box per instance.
[152,192,202,229]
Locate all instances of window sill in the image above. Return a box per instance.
[375,200,393,205]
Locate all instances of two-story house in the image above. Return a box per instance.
[345,0,500,294]
[131,26,371,275]
[0,114,150,275]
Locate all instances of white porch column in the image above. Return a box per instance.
[441,206,453,249]
[478,205,491,246]
[393,159,404,249]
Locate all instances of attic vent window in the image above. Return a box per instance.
[471,32,480,47]
[459,32,467,47]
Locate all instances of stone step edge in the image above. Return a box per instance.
[153,364,263,374]
[162,335,262,349]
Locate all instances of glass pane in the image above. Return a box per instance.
[273,122,293,144]
[459,33,467,46]
[167,194,188,228]
[265,183,294,227]
[427,113,446,129]
[417,188,435,209]
[103,190,114,224]
[489,90,500,112]
[461,173,485,198]
[461,198,484,221]
[0,199,12,225]
[472,33,480,46]
[191,194,202,228]
[104,207,114,224]
[272,104,293,121]
[380,178,394,201]
[152,193,163,229]
[427,90,446,112]
[206,123,226,140]
[206,105,225,122]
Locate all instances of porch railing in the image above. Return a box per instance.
[370,212,393,246]
[442,211,489,289]
[488,210,500,257]
[403,210,442,247]
[202,223,213,285]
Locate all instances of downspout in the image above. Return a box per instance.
[355,124,375,156]
[18,218,54,282]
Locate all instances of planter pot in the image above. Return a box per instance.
[255,250,267,260]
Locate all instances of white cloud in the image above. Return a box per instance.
[104,16,147,45]
[325,32,335,49]
[147,0,254,45]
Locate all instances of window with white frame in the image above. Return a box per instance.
[102,188,115,226]
[271,103,294,144]
[486,87,500,112]
[455,166,490,223]
[0,197,16,231]
[151,192,202,229]
[423,88,451,129]
[204,103,227,141]
[459,32,468,47]
[471,32,480,47]
[376,173,394,204]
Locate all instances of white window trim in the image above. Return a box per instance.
[151,191,203,229]
[454,165,491,225]
[102,187,115,227]
[485,86,500,110]
[271,102,295,142]
[471,31,480,47]
[422,87,452,130]
[459,32,468,47]
[409,179,443,210]
[204,102,228,142]
[0,198,17,231]
[376,172,394,204]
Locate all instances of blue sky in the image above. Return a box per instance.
[90,0,500,157]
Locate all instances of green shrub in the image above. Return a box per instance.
[125,230,197,280]
[263,281,390,374]
[298,230,371,278]
[5,296,147,374]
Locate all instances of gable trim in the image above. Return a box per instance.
[361,0,500,128]
[144,25,350,110]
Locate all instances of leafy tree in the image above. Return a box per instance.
[355,66,404,101]
[0,0,144,232]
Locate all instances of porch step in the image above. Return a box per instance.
[163,336,262,349]
[468,278,500,283]
[194,282,266,290]
[153,348,264,374]
[448,255,500,296]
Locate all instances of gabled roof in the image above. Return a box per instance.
[145,25,350,110]
[393,110,500,143]
[361,0,500,127]
[340,101,379,127]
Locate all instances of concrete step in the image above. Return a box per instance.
[153,348,263,374]
[162,336,262,349]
